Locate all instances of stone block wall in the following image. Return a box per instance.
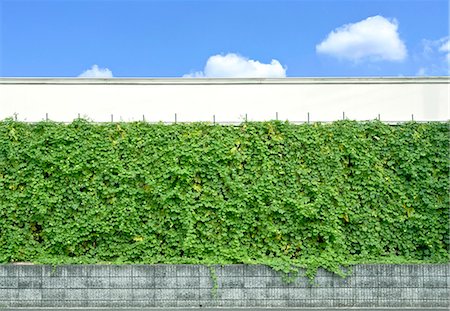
[0,264,448,308]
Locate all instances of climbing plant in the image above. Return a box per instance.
[0,119,448,277]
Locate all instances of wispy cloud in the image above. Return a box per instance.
[184,53,286,78]
[415,36,449,76]
[416,67,427,76]
[78,65,113,78]
[438,37,450,63]
[316,15,407,62]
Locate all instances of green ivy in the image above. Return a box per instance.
[207,265,219,298]
[0,119,448,277]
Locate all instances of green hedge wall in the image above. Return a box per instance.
[0,120,448,275]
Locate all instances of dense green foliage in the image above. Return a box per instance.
[0,120,448,275]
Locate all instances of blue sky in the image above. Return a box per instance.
[0,0,449,77]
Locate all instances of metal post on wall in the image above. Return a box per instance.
[412,114,414,121]
[378,114,381,121]
[143,114,145,122]
[46,113,48,121]
[175,113,177,124]
[343,112,345,120]
[245,113,248,122]
[111,114,114,123]
[276,112,278,121]
[213,115,216,125]
[307,112,310,124]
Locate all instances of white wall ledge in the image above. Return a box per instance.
[0,76,449,85]
[1,77,448,122]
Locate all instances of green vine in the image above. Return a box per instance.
[207,265,218,298]
[0,119,448,278]
[51,264,57,277]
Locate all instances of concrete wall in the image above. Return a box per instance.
[0,264,448,308]
[0,77,448,123]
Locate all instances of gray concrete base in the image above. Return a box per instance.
[0,264,448,308]
[1,309,449,311]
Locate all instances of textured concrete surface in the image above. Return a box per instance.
[1,309,449,311]
[0,264,448,308]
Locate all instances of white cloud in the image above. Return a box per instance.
[78,65,113,78]
[184,71,205,78]
[438,38,450,62]
[439,38,450,52]
[416,67,427,76]
[316,15,407,62]
[184,53,286,78]
[416,37,450,75]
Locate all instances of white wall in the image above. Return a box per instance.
[0,78,448,122]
